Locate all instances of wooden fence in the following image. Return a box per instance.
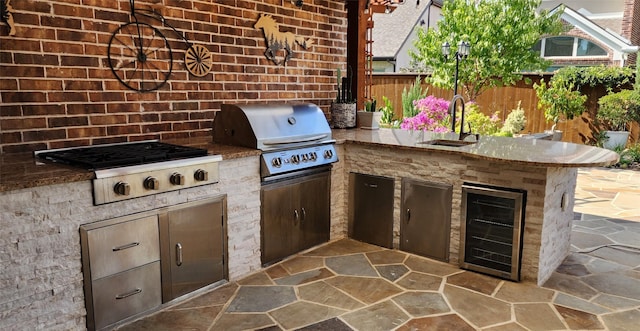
[371,73,639,145]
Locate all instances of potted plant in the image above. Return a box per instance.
[330,68,356,128]
[597,89,640,149]
[357,99,382,129]
[534,79,587,141]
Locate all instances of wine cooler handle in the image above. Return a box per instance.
[176,243,183,266]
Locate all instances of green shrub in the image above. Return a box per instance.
[463,103,501,136]
[401,76,427,118]
[597,90,640,131]
[500,101,527,136]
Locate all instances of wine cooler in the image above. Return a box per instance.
[459,183,526,281]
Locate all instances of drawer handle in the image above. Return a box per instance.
[176,243,183,266]
[112,242,140,251]
[115,288,142,300]
[365,183,378,188]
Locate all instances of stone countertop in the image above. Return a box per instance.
[0,137,260,193]
[332,128,620,168]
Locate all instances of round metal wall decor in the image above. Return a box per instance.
[185,45,213,77]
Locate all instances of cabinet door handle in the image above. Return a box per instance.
[112,242,140,251]
[365,183,378,188]
[406,209,411,223]
[115,288,142,300]
[293,209,299,225]
[176,243,183,266]
[301,207,306,222]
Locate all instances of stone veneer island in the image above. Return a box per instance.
[329,128,619,285]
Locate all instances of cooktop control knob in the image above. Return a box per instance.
[194,169,209,181]
[114,182,130,196]
[144,176,159,190]
[170,173,185,185]
[271,157,282,168]
[323,149,334,159]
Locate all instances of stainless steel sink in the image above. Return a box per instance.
[418,139,477,147]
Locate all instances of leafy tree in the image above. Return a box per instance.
[410,0,563,101]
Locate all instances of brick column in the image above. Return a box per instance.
[622,0,640,66]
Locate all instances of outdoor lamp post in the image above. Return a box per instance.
[442,40,470,97]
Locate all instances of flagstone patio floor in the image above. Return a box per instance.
[116,168,640,331]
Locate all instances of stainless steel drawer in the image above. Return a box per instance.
[91,261,162,330]
[85,215,160,280]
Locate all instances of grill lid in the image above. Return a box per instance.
[213,103,333,151]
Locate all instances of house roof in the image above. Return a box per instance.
[371,0,438,59]
[551,4,638,54]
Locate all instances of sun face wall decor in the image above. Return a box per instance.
[254,14,314,66]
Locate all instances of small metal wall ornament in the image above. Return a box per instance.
[254,14,314,66]
[1,0,16,36]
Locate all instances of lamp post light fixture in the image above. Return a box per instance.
[442,40,470,97]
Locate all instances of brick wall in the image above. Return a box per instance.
[0,0,349,154]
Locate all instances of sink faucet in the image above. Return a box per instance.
[449,94,479,141]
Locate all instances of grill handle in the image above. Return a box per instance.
[176,243,183,266]
[263,134,329,146]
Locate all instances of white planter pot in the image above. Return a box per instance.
[603,130,630,150]
[357,111,382,130]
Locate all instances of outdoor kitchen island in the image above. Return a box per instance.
[329,128,619,285]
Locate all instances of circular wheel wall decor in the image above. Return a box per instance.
[185,45,213,77]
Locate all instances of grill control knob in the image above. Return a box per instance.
[323,149,334,159]
[114,182,130,196]
[143,176,159,190]
[291,155,300,164]
[271,157,282,168]
[194,169,208,181]
[302,154,309,162]
[309,152,318,161]
[170,173,185,185]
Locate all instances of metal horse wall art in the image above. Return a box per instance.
[254,14,313,65]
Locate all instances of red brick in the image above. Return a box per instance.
[19,79,63,91]
[23,104,66,116]
[0,105,21,116]
[48,92,88,103]
[61,56,100,68]
[107,125,142,135]
[41,16,82,29]
[1,91,47,103]
[67,103,107,115]
[2,118,47,130]
[23,129,67,142]
[0,79,18,90]
[45,67,88,79]
[91,115,127,125]
[48,116,89,128]
[67,127,107,139]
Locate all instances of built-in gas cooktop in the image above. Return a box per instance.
[35,140,222,205]
[36,141,208,170]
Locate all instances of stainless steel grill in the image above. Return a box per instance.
[213,103,338,181]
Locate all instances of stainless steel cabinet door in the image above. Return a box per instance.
[349,173,394,248]
[299,173,331,251]
[160,198,226,301]
[400,179,452,262]
[261,181,296,265]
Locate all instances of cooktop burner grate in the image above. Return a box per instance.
[37,141,208,170]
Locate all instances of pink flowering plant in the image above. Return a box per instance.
[400,95,450,132]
